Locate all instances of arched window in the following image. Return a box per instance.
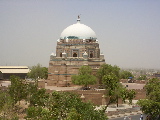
[60,53,62,57]
[73,53,77,57]
[90,53,93,58]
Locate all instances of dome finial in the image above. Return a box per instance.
[77,14,81,22]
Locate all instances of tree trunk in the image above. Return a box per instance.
[116,95,118,107]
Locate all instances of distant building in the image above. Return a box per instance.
[153,73,160,79]
[48,17,105,86]
[0,66,30,79]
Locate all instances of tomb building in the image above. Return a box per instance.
[48,17,105,86]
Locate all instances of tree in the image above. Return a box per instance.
[27,64,48,80]
[0,89,19,119]
[137,78,160,119]
[26,91,108,120]
[97,64,121,106]
[9,75,28,104]
[137,75,147,80]
[102,73,120,107]
[26,82,38,103]
[120,70,134,79]
[127,89,136,105]
[97,64,135,110]
[97,64,120,84]
[120,87,128,103]
[30,88,49,107]
[72,66,97,88]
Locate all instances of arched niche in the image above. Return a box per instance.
[73,53,77,57]
[90,52,93,58]
[60,53,62,57]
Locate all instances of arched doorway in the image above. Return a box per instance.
[73,53,77,57]
[60,53,62,57]
[90,52,93,58]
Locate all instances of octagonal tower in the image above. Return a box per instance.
[48,17,105,87]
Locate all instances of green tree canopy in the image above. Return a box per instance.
[137,75,147,80]
[72,66,97,88]
[27,64,48,80]
[137,78,160,119]
[120,70,134,79]
[9,75,28,104]
[97,64,120,84]
[0,90,18,119]
[29,88,49,107]
[1,75,107,119]
[26,91,108,120]
[97,64,135,110]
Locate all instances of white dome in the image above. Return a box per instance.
[60,21,97,39]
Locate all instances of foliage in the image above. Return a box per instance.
[102,73,120,108]
[137,75,147,80]
[1,76,41,119]
[1,75,107,119]
[9,75,28,104]
[66,108,81,120]
[78,65,92,75]
[26,106,51,120]
[98,64,120,105]
[145,78,160,98]
[0,90,19,119]
[120,87,128,103]
[27,64,48,80]
[30,88,49,107]
[137,78,160,119]
[0,91,12,111]
[72,74,97,87]
[25,82,38,103]
[102,73,119,96]
[26,91,108,120]
[72,66,97,87]
[98,64,135,109]
[127,89,136,104]
[120,70,134,79]
[118,87,136,105]
[102,73,134,107]
[97,64,120,84]
[137,99,160,119]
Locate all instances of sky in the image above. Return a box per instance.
[0,0,160,69]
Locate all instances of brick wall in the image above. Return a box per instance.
[134,89,146,99]
[45,89,146,105]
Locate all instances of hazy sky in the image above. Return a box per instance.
[0,0,160,69]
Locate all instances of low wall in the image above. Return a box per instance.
[120,79,146,84]
[45,89,146,105]
[38,80,45,88]
[40,81,147,105]
[70,90,105,105]
[134,89,146,99]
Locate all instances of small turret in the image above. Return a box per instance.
[62,50,67,58]
[66,38,69,42]
[50,52,56,60]
[83,51,88,59]
[100,52,104,60]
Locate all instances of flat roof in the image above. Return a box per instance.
[0,66,30,73]
[0,66,29,69]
